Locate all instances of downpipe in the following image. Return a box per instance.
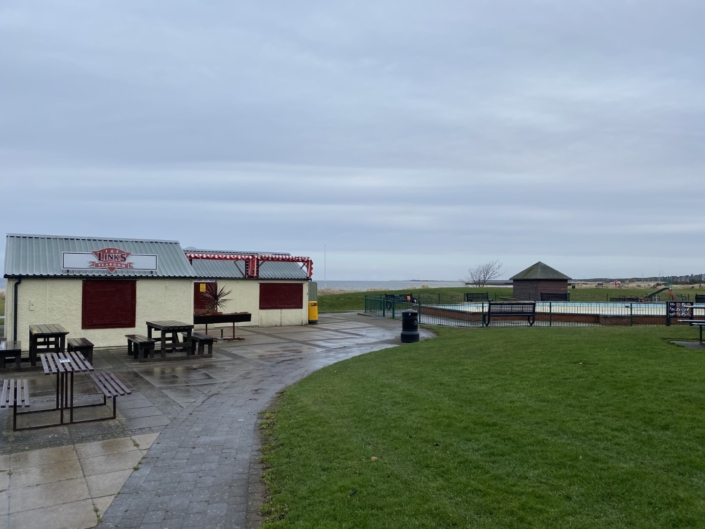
[13,276,22,342]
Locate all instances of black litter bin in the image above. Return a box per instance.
[401,309,419,343]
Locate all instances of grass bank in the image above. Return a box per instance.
[318,286,705,313]
[261,325,705,528]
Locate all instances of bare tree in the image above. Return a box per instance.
[465,260,504,287]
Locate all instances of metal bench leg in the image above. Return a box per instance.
[70,372,74,424]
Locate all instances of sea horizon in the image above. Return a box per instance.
[315,280,511,292]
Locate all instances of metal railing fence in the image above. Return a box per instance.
[364,296,704,328]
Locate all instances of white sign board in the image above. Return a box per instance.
[62,247,158,273]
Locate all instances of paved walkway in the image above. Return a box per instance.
[0,313,431,528]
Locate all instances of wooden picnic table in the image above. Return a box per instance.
[146,320,194,357]
[41,351,94,425]
[29,324,69,367]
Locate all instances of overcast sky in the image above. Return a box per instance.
[1,1,703,281]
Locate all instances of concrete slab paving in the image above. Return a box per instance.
[0,431,157,528]
[0,313,433,528]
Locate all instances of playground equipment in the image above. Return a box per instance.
[642,287,678,302]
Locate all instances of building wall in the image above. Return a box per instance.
[199,280,309,328]
[513,280,568,301]
[6,277,193,349]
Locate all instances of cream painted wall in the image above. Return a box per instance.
[7,278,193,350]
[4,277,310,350]
[201,280,309,328]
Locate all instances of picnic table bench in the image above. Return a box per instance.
[125,334,156,360]
[0,341,22,369]
[191,333,217,356]
[485,302,536,327]
[89,372,131,419]
[67,338,94,364]
[0,379,30,431]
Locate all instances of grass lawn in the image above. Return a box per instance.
[318,286,705,313]
[261,325,705,528]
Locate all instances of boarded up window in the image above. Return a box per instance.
[194,282,216,314]
[82,280,137,329]
[260,283,303,310]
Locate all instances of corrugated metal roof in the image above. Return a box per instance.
[4,233,196,278]
[184,247,290,256]
[510,261,571,281]
[258,261,308,280]
[186,249,308,280]
[231,260,308,280]
[191,259,245,279]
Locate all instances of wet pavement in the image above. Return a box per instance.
[0,313,433,528]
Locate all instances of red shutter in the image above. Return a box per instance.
[260,283,303,310]
[82,280,137,329]
[194,282,216,314]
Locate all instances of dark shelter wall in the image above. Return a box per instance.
[513,280,568,301]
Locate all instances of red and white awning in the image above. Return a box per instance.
[184,252,313,279]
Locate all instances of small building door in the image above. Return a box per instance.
[194,282,216,314]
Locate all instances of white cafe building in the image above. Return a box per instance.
[3,234,313,350]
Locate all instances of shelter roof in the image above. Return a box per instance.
[186,249,308,281]
[4,233,196,278]
[510,261,571,281]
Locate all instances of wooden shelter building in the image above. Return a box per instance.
[510,262,571,301]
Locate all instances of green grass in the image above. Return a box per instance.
[261,325,705,528]
[318,286,705,313]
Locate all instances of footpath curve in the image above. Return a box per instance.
[99,313,432,529]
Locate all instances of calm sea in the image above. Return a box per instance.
[317,280,466,291]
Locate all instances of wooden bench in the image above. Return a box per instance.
[89,372,132,420]
[485,302,536,326]
[609,297,640,302]
[465,292,489,302]
[0,379,30,431]
[125,334,156,360]
[190,333,217,356]
[384,293,417,309]
[67,338,94,364]
[540,293,570,301]
[0,341,23,369]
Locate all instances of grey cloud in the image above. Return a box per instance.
[1,0,704,279]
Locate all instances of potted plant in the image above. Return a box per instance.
[193,285,251,334]
[200,284,232,315]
